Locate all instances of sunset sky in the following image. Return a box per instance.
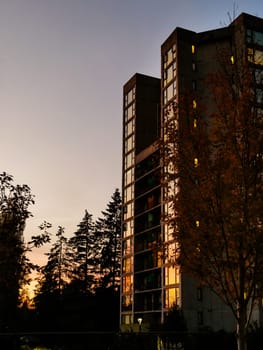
[0,0,262,264]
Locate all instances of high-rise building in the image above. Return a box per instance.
[121,13,263,332]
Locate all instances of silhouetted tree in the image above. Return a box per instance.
[68,210,97,294]
[161,29,263,350]
[96,188,122,290]
[35,226,69,297]
[0,172,34,330]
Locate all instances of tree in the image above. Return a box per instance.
[96,188,122,290]
[161,31,263,350]
[68,210,97,294]
[0,172,34,329]
[36,225,69,297]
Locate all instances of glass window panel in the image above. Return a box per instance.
[122,294,132,310]
[164,82,176,104]
[123,238,132,255]
[254,31,263,46]
[248,48,263,65]
[125,152,134,168]
[166,48,173,66]
[127,89,134,106]
[123,219,133,238]
[166,65,174,84]
[125,119,134,137]
[122,275,133,295]
[248,30,263,46]
[124,184,133,202]
[124,168,134,186]
[127,105,133,119]
[126,135,134,153]
[165,265,179,285]
[124,202,133,220]
[165,287,180,308]
[124,168,133,186]
[255,50,263,65]
[122,258,133,274]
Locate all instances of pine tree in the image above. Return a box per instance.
[68,210,97,294]
[37,226,69,296]
[96,189,122,290]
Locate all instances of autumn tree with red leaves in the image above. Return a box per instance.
[161,34,263,350]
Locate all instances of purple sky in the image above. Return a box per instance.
[0,0,262,263]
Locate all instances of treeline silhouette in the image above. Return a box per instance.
[0,171,121,334]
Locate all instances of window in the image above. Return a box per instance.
[124,202,133,220]
[164,81,176,104]
[192,45,195,54]
[194,158,199,167]
[125,135,134,153]
[125,152,134,168]
[123,219,133,238]
[193,118,198,128]
[121,314,132,325]
[124,184,133,202]
[125,119,134,137]
[193,99,197,109]
[124,168,133,186]
[164,62,176,87]
[165,265,180,285]
[122,257,133,274]
[230,55,235,64]
[247,29,263,46]
[123,238,132,256]
[248,48,263,65]
[165,287,180,308]
[192,80,197,90]
[192,61,196,71]
[125,87,135,107]
[122,294,132,310]
[164,46,176,68]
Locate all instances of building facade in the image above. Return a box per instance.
[120,13,263,332]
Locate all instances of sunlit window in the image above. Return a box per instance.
[231,55,234,64]
[195,220,200,227]
[165,287,180,308]
[193,99,197,109]
[248,48,263,65]
[193,118,197,128]
[194,157,199,167]
[192,45,195,54]
[122,294,132,310]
